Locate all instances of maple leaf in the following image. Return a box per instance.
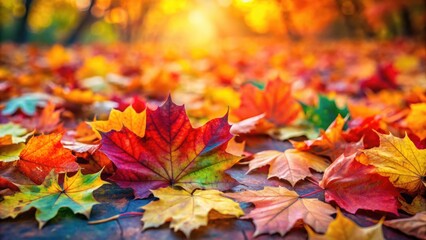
[233,78,301,127]
[100,97,240,198]
[306,209,384,240]
[88,105,146,138]
[11,102,63,134]
[342,116,386,149]
[142,187,243,237]
[247,149,329,186]
[225,187,336,237]
[0,143,25,162]
[384,212,426,239]
[361,133,426,194]
[0,170,107,228]
[300,95,349,130]
[18,133,79,184]
[1,93,54,116]
[0,123,32,146]
[292,115,362,160]
[320,153,399,214]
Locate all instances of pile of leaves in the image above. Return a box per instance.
[0,40,425,239]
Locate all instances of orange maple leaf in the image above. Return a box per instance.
[233,78,301,127]
[18,133,79,184]
[292,115,362,160]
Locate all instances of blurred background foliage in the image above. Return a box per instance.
[0,0,425,46]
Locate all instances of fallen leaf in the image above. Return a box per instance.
[18,133,79,184]
[268,124,318,141]
[0,143,25,162]
[11,102,62,134]
[225,137,246,156]
[1,93,54,116]
[75,150,114,175]
[225,186,336,237]
[100,97,240,198]
[88,105,146,138]
[292,115,361,160]
[361,133,426,194]
[306,209,384,240]
[0,162,32,190]
[0,123,31,146]
[320,153,399,214]
[384,212,426,239]
[0,170,107,228]
[233,78,301,127]
[300,95,349,130]
[142,187,243,237]
[399,195,426,215]
[230,113,275,135]
[247,149,329,186]
[62,141,99,154]
[74,122,99,143]
[342,116,386,149]
[114,95,146,113]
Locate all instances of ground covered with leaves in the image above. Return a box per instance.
[0,40,425,239]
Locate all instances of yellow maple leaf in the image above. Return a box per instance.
[142,187,243,238]
[87,106,146,137]
[361,133,426,194]
[306,209,384,240]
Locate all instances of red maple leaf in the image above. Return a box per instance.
[100,97,240,198]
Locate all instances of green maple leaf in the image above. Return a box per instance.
[0,170,108,228]
[300,95,349,130]
[2,93,52,116]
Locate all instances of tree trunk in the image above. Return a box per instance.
[64,0,96,45]
[14,0,33,43]
[400,5,414,37]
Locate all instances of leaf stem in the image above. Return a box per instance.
[88,212,143,224]
[299,189,324,198]
[306,177,320,186]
